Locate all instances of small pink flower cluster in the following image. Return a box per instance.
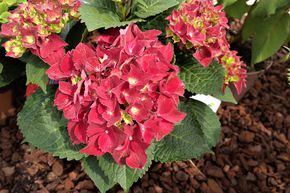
[1,0,79,64]
[47,24,186,169]
[167,0,246,93]
[218,50,247,94]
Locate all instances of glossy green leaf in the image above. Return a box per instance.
[0,11,10,23]
[251,12,290,64]
[177,53,225,96]
[24,54,49,93]
[224,0,249,19]
[0,3,9,13]
[251,0,290,17]
[83,157,116,193]
[155,99,221,162]
[64,22,88,50]
[98,144,155,192]
[79,1,143,31]
[214,87,237,104]
[0,55,25,88]
[133,0,178,19]
[218,0,238,8]
[0,63,3,74]
[17,88,86,161]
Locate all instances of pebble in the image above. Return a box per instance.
[223,165,230,173]
[173,187,180,193]
[239,131,255,143]
[76,180,95,190]
[200,182,208,192]
[64,178,74,190]
[37,188,49,193]
[132,186,143,193]
[176,171,189,181]
[52,161,63,176]
[246,172,256,181]
[46,181,59,191]
[154,185,163,193]
[207,179,224,193]
[26,164,39,176]
[47,172,57,181]
[2,166,15,177]
[206,166,224,178]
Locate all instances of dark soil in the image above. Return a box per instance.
[0,55,289,193]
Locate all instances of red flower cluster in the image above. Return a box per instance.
[47,24,186,169]
[218,50,247,94]
[1,0,79,65]
[167,0,246,94]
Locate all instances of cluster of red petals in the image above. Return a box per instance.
[167,0,246,94]
[47,24,186,169]
[26,83,40,97]
[1,0,79,65]
[218,50,247,94]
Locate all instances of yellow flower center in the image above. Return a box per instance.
[128,77,138,85]
[71,76,82,85]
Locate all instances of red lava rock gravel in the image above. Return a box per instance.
[0,57,289,193]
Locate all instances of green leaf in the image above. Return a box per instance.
[83,157,116,193]
[214,87,237,104]
[133,0,178,19]
[138,9,171,36]
[178,54,225,96]
[17,88,86,161]
[0,63,3,74]
[25,55,49,93]
[155,99,221,162]
[251,0,290,17]
[0,3,9,13]
[60,20,78,40]
[288,68,290,85]
[98,144,155,192]
[224,0,249,19]
[218,0,238,8]
[251,12,290,64]
[6,0,17,6]
[79,1,143,31]
[241,13,259,41]
[0,11,10,23]
[0,56,25,88]
[64,22,88,50]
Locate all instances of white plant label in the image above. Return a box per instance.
[191,94,221,113]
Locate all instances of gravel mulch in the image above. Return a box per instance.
[0,57,289,193]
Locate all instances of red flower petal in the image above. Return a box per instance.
[157,95,186,123]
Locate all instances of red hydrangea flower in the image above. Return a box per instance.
[167,0,247,94]
[167,0,228,67]
[26,83,40,97]
[47,23,186,169]
[218,50,247,94]
[1,0,79,64]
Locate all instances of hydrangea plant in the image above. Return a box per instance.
[0,0,248,192]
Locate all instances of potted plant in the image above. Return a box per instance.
[218,0,290,100]
[0,0,250,192]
